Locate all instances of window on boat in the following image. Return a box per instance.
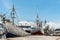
[19,26,31,28]
[0,24,3,28]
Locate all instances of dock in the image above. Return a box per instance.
[0,35,60,40]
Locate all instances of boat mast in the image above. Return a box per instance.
[11,3,16,25]
[36,8,40,27]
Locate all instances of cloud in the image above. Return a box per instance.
[18,21,37,28]
[46,22,60,29]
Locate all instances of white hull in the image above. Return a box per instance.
[3,21,30,36]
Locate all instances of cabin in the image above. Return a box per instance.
[53,28,60,36]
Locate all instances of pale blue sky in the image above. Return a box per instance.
[0,0,60,23]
